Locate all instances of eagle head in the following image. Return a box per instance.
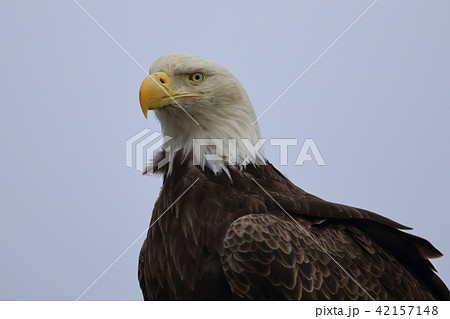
[139,53,266,175]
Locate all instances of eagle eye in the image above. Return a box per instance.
[188,72,205,83]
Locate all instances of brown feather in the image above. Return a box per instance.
[138,152,450,300]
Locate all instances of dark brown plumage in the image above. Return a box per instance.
[137,53,449,301]
[138,152,450,300]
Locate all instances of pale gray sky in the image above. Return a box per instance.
[0,1,448,300]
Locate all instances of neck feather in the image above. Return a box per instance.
[155,102,266,177]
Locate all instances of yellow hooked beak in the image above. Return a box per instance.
[139,72,202,118]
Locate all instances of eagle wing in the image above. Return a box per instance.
[220,213,437,300]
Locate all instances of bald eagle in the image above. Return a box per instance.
[137,53,449,300]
